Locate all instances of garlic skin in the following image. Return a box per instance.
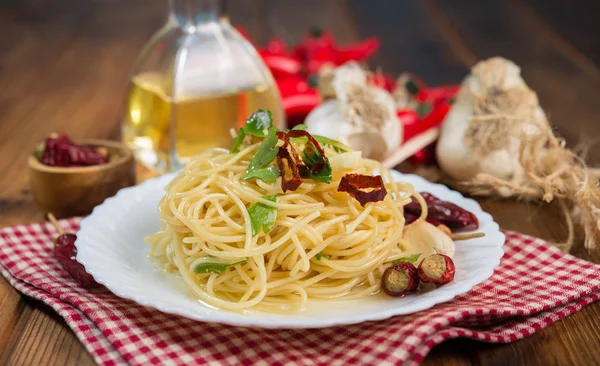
[401,220,455,261]
[305,63,402,160]
[436,57,550,183]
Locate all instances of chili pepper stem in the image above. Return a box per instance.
[449,232,486,241]
[47,213,64,236]
[437,224,485,241]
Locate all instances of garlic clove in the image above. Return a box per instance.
[329,151,362,171]
[401,220,455,262]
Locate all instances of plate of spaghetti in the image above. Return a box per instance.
[76,110,504,328]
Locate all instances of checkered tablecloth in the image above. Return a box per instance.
[1,218,599,366]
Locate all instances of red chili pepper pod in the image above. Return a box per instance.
[420,85,460,106]
[260,54,303,78]
[335,37,381,64]
[396,109,421,143]
[263,37,288,56]
[295,29,335,61]
[400,102,451,143]
[276,77,320,127]
[368,72,396,92]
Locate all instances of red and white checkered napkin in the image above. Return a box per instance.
[1,218,600,366]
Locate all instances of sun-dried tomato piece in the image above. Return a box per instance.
[338,173,387,206]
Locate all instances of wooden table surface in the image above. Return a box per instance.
[1,0,600,365]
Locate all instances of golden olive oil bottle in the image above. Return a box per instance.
[122,0,283,173]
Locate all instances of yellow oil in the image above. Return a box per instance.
[122,72,284,172]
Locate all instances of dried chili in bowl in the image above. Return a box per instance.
[36,134,109,167]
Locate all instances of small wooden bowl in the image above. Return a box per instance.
[29,139,136,218]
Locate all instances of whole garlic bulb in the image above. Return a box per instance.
[401,220,455,261]
[305,62,402,160]
[436,57,550,184]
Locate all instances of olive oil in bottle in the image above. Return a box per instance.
[122,72,283,172]
[121,0,283,173]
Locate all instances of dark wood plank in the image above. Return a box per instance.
[349,0,468,85]
[522,0,600,67]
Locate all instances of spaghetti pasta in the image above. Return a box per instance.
[146,120,426,313]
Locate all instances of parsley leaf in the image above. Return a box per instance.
[230,110,274,152]
[194,259,248,274]
[230,128,247,153]
[245,127,279,175]
[248,195,279,236]
[315,253,330,260]
[242,166,280,183]
[312,135,348,153]
[292,124,308,130]
[300,142,332,184]
[392,253,421,264]
[244,110,273,137]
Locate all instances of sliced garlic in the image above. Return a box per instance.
[329,151,362,171]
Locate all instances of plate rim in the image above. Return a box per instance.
[76,171,505,329]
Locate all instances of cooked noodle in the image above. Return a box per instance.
[146,142,426,313]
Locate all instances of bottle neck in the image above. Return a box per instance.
[168,0,226,29]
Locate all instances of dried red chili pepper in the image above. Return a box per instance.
[336,37,381,64]
[277,146,302,192]
[48,214,99,288]
[404,192,479,231]
[418,254,455,284]
[338,174,387,206]
[276,132,303,192]
[287,129,327,173]
[381,262,420,296]
[39,134,108,167]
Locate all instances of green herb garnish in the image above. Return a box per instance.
[300,143,332,184]
[244,109,273,136]
[315,253,330,260]
[248,195,279,236]
[243,127,280,178]
[292,124,308,131]
[313,135,348,153]
[242,166,281,183]
[230,110,274,153]
[230,128,247,153]
[194,259,248,274]
[392,253,421,264]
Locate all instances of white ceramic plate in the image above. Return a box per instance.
[76,171,504,329]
